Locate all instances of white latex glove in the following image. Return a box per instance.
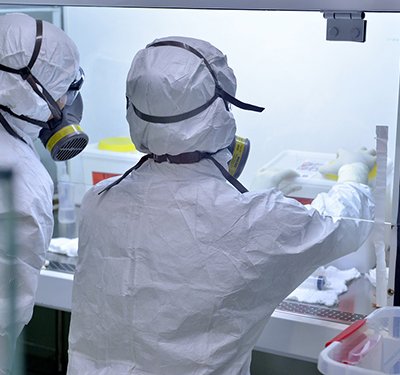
[250,167,300,195]
[337,162,370,184]
[319,148,376,179]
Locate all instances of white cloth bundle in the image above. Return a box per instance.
[48,237,79,257]
[286,266,360,307]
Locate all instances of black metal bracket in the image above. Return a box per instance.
[323,11,367,43]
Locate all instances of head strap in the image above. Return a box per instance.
[27,18,43,70]
[98,150,248,195]
[0,20,62,121]
[129,40,264,124]
[0,111,27,144]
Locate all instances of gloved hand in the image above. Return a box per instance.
[337,162,370,184]
[250,167,300,195]
[319,148,376,185]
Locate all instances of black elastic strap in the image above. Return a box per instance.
[0,73,61,125]
[98,151,248,195]
[0,64,22,75]
[27,20,43,70]
[128,40,264,124]
[153,151,212,164]
[148,41,264,112]
[204,155,248,193]
[98,154,151,195]
[0,19,61,121]
[0,63,32,82]
[25,22,62,120]
[0,111,27,144]
[28,73,62,120]
[0,20,42,76]
[149,41,219,85]
[131,94,219,124]
[130,85,263,124]
[215,86,264,113]
[0,104,48,127]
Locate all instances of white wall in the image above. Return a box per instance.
[63,8,400,188]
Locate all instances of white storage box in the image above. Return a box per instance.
[318,307,400,374]
[257,149,336,204]
[81,138,144,187]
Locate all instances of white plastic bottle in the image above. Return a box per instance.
[57,162,77,238]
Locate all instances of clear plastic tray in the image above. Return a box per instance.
[318,307,400,374]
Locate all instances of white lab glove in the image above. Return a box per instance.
[337,162,370,184]
[319,148,376,182]
[250,167,300,195]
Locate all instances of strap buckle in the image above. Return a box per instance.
[19,67,32,80]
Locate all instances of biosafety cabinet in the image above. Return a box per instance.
[2,0,400,366]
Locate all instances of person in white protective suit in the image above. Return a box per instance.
[0,13,86,374]
[67,36,375,375]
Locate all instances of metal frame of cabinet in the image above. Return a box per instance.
[0,0,400,12]
[0,4,61,23]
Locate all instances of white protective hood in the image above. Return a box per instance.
[0,13,80,141]
[126,36,237,156]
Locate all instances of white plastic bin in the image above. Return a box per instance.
[70,137,144,204]
[318,307,400,374]
[254,149,336,204]
[81,138,144,187]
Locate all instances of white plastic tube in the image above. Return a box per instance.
[375,240,387,307]
[373,126,389,307]
[57,162,77,238]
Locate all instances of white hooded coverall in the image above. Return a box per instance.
[67,37,374,375]
[0,13,79,374]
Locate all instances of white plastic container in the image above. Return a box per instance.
[255,150,375,273]
[57,161,77,238]
[257,149,336,204]
[81,139,144,187]
[68,137,144,204]
[318,307,400,374]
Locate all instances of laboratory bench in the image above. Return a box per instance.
[36,251,377,363]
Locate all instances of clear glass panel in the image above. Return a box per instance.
[1,5,399,365]
[62,7,399,318]
[0,169,23,375]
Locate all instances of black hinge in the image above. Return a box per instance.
[323,11,366,42]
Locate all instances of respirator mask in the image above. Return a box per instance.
[100,40,262,195]
[0,19,88,161]
[228,135,250,179]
